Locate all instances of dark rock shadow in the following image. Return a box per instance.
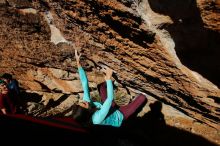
[54,105,74,117]
[0,114,89,145]
[89,101,218,146]
[35,94,70,116]
[19,92,71,116]
[20,91,43,103]
[19,91,43,114]
[34,80,51,92]
[148,0,220,87]
[0,101,218,146]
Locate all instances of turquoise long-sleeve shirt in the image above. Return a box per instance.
[78,67,124,127]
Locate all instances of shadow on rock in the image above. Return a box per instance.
[0,101,218,146]
[148,0,220,87]
[90,101,218,146]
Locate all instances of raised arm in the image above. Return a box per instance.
[75,50,91,102]
[92,67,114,124]
[75,49,81,68]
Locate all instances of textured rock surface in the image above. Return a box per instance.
[0,0,219,144]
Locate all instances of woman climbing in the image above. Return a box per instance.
[72,49,147,127]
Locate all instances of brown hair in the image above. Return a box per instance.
[72,102,97,127]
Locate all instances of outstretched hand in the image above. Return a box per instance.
[103,67,113,80]
[75,49,81,67]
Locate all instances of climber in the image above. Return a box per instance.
[0,80,17,114]
[1,73,20,96]
[72,49,147,127]
[0,73,24,113]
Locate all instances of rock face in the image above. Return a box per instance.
[0,0,219,144]
[147,0,220,88]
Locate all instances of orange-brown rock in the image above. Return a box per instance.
[0,0,219,144]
